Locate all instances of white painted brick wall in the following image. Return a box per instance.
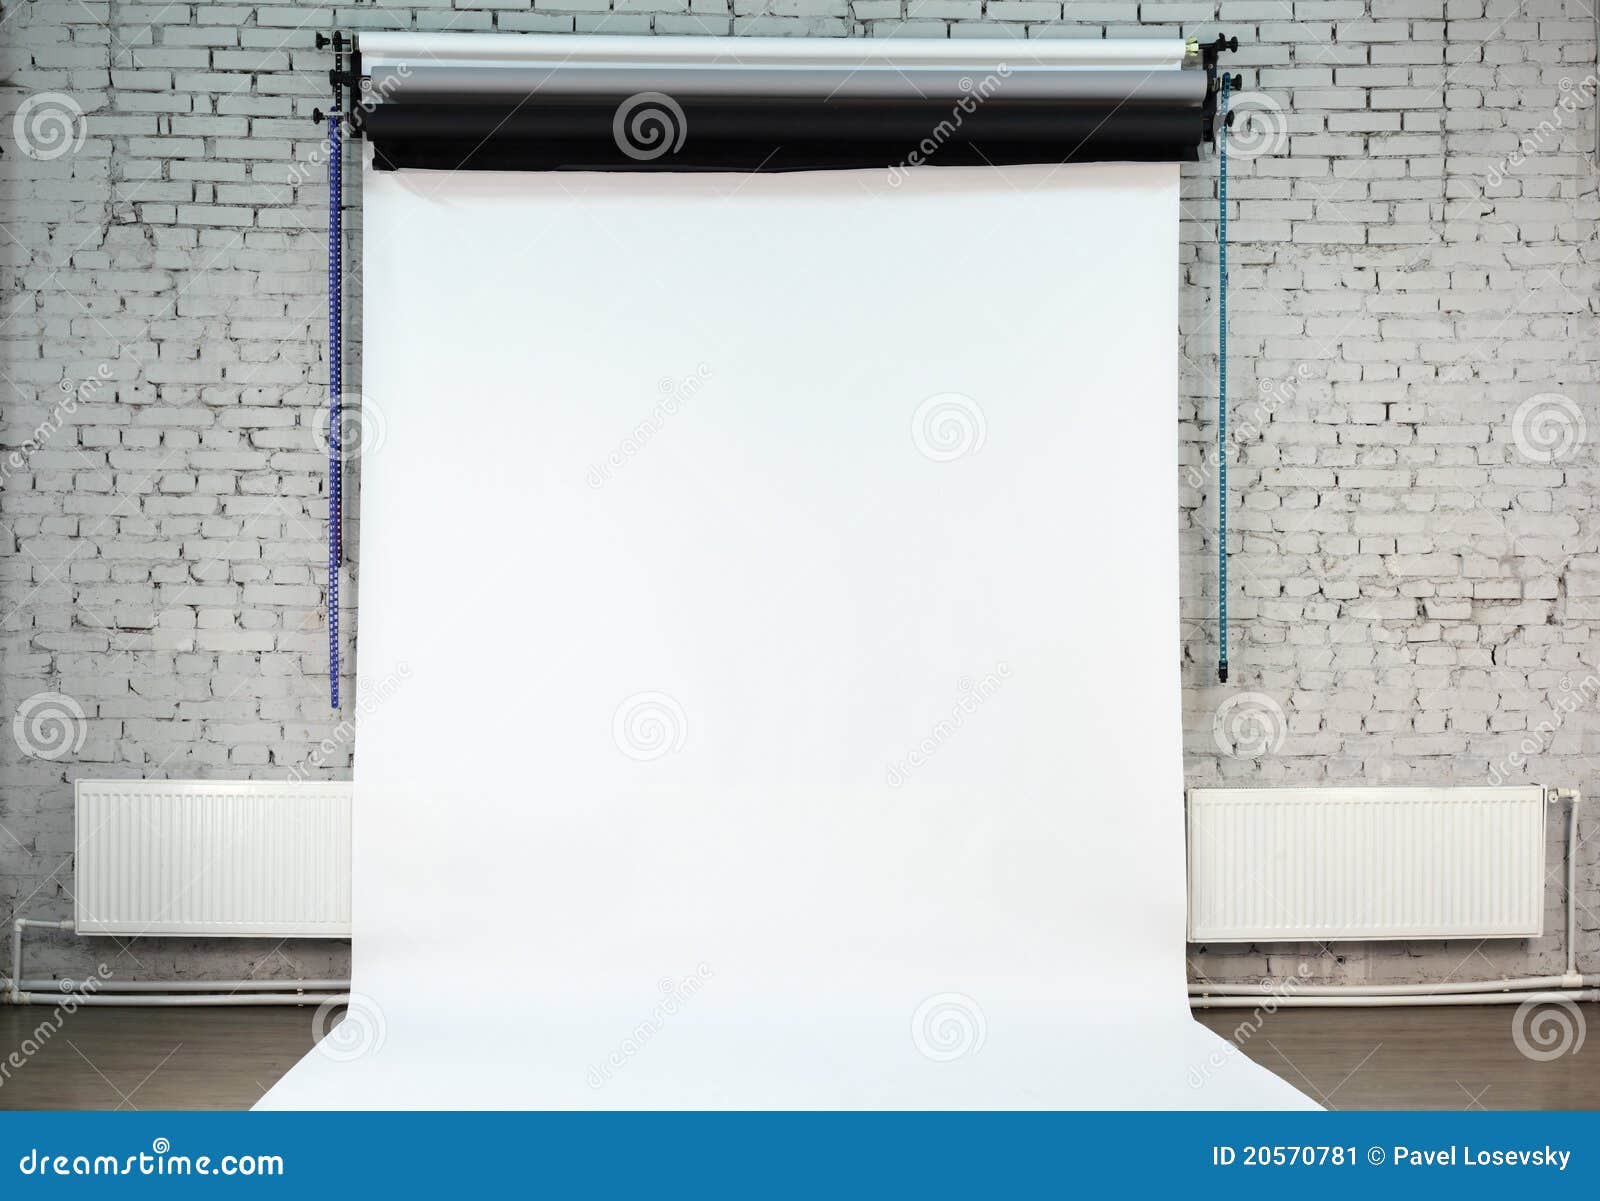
[1,1,1595,988]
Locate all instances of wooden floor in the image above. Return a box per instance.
[0,1004,1595,1109]
[0,1006,317,1111]
[1193,1004,1600,1110]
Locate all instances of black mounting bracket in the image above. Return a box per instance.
[312,31,363,138]
[1201,34,1239,70]
[1200,36,1242,145]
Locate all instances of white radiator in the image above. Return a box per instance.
[1186,786,1549,942]
[74,779,352,938]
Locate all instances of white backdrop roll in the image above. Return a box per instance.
[260,159,1313,1109]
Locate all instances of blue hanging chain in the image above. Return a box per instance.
[1216,72,1230,685]
[327,98,342,709]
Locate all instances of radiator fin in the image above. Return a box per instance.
[74,780,352,938]
[1186,786,1547,942]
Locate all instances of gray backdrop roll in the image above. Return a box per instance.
[260,159,1313,1109]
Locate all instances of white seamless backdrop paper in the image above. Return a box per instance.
[260,159,1315,1110]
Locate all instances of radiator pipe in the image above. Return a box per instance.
[6,979,351,994]
[5,920,349,1005]
[1192,988,1600,1009]
[1565,788,1581,978]
[8,919,74,1004]
[8,992,347,1007]
[1191,789,1587,1007]
[1190,975,1598,998]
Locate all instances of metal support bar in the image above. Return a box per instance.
[9,993,347,1008]
[1216,70,1230,684]
[1193,989,1600,1009]
[321,31,346,710]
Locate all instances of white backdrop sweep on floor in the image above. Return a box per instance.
[261,160,1313,1109]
